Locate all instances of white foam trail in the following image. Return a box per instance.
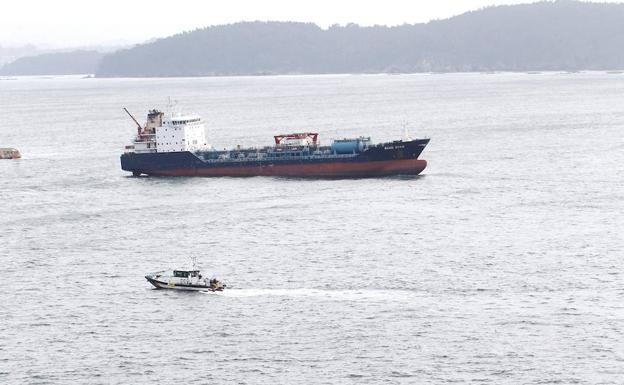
[206,288,418,302]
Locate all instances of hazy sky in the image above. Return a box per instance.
[1,0,619,48]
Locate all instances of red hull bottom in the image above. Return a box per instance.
[146,159,427,177]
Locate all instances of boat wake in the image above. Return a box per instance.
[204,288,419,302]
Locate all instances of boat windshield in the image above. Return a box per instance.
[173,270,189,278]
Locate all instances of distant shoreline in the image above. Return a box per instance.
[5,70,624,80]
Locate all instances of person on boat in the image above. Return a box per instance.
[209,278,223,290]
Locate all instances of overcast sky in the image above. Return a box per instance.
[1,0,619,48]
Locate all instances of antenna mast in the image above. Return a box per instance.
[401,120,412,141]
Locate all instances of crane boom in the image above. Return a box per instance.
[123,107,143,135]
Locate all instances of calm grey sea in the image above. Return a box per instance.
[1,73,623,384]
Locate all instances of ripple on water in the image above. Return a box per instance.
[1,73,623,384]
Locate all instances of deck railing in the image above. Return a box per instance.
[199,152,357,163]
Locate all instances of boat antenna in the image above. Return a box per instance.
[123,107,143,136]
[167,97,180,115]
[402,120,412,141]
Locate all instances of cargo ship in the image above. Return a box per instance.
[120,108,429,178]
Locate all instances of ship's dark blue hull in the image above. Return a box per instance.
[121,138,429,178]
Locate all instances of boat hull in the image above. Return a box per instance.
[137,159,426,177]
[121,138,429,178]
[145,276,224,292]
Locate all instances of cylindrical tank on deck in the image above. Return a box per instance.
[331,137,371,154]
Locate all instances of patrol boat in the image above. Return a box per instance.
[120,107,429,178]
[145,260,226,291]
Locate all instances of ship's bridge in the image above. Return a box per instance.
[125,108,212,154]
[162,114,202,126]
[156,112,211,153]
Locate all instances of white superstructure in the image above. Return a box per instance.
[124,108,211,154]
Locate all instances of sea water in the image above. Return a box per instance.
[1,72,623,384]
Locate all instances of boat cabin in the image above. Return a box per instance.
[126,108,211,154]
[173,270,200,278]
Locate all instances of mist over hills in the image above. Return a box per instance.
[4,1,624,77]
[0,50,104,76]
[0,45,40,67]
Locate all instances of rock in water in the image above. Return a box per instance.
[0,148,21,159]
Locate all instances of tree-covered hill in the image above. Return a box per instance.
[6,1,624,77]
[96,1,624,77]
